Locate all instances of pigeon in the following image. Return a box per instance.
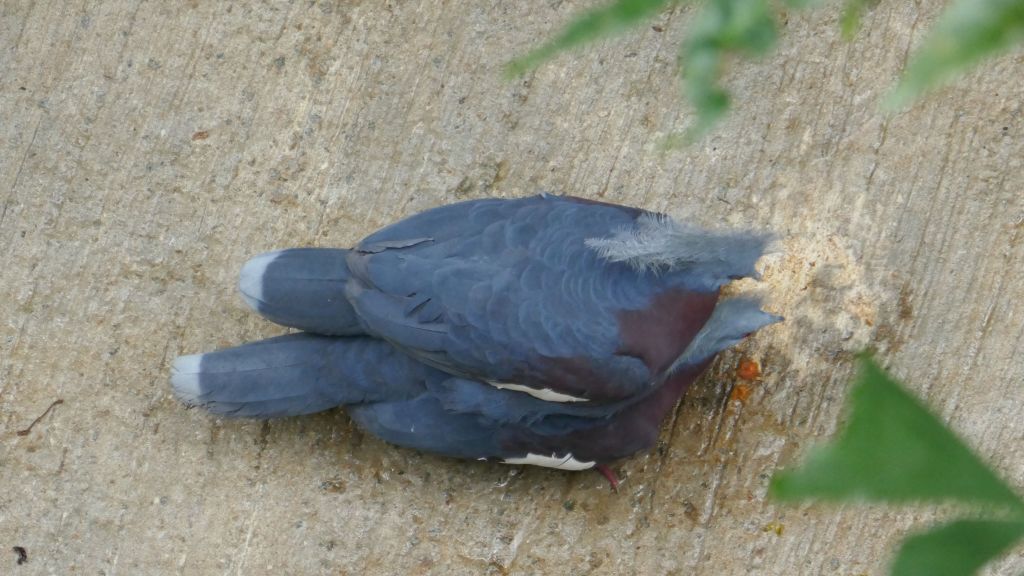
[172,194,780,486]
[238,194,773,402]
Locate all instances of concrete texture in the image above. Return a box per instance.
[2,0,1023,574]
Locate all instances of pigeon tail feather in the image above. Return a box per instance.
[239,248,363,336]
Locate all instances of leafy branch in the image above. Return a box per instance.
[507,0,1024,139]
[770,356,1024,576]
[887,0,1024,109]
[506,0,678,77]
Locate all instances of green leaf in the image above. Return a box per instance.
[840,0,877,39]
[887,0,1024,109]
[891,519,1024,576]
[680,0,777,139]
[782,0,825,9]
[505,0,677,77]
[770,356,1023,510]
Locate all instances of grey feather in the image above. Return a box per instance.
[170,334,426,419]
[585,213,772,285]
[239,248,363,336]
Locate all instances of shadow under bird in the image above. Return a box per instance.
[171,194,781,487]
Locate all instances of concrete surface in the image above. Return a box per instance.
[2,0,1023,574]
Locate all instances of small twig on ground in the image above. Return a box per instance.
[16,399,64,436]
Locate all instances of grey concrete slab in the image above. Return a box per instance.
[1,1,1022,574]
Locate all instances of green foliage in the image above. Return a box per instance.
[782,0,824,9]
[840,0,876,39]
[505,0,678,78]
[770,357,1022,509]
[508,0,1024,138]
[770,356,1024,576]
[681,0,777,140]
[891,520,1024,576]
[887,0,1024,109]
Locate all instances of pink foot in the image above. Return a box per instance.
[595,464,620,492]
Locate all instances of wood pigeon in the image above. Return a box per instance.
[171,194,780,486]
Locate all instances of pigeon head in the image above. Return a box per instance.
[664,297,783,377]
